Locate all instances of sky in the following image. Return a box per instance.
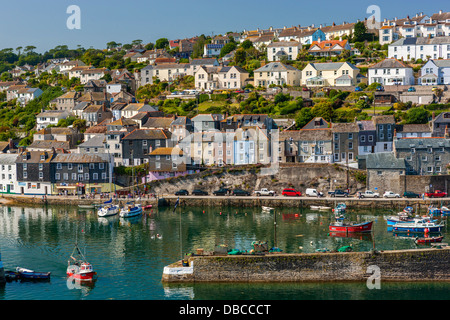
[0,0,448,53]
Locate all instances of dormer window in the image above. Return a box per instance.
[40,155,45,161]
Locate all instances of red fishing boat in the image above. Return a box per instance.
[329,221,373,233]
[414,235,444,244]
[67,243,97,281]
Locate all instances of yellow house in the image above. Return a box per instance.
[254,62,301,87]
[301,62,359,87]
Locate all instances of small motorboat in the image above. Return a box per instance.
[16,267,51,280]
[414,235,444,244]
[329,221,373,233]
[403,206,414,214]
[428,206,441,216]
[143,204,153,210]
[440,206,450,216]
[120,202,143,218]
[311,206,331,211]
[262,206,274,211]
[67,243,97,281]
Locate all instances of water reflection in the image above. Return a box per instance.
[0,204,449,300]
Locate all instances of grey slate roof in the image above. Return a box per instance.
[366,152,406,169]
[395,137,450,149]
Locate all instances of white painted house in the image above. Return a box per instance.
[267,41,302,61]
[388,36,450,61]
[368,58,415,86]
[0,154,19,194]
[36,111,71,130]
[419,59,450,85]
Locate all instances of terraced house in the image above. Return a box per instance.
[394,137,450,175]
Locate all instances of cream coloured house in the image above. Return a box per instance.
[302,62,359,87]
[254,62,301,87]
[267,41,302,61]
[194,66,249,90]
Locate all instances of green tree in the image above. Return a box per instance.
[352,21,368,42]
[295,107,313,129]
[220,42,237,57]
[155,38,169,49]
[405,107,429,124]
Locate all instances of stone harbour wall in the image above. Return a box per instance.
[162,248,450,282]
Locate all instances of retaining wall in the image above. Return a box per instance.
[162,247,450,282]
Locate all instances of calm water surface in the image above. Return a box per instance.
[1,203,450,300]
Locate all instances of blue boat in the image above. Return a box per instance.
[392,219,445,233]
[403,206,414,214]
[428,206,441,216]
[387,216,436,226]
[16,267,51,280]
[440,206,450,216]
[120,202,142,218]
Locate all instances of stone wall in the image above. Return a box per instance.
[147,163,367,197]
[162,247,450,282]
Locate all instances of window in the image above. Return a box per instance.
[39,172,43,179]
[57,163,62,169]
[63,173,68,180]
[55,173,60,180]
[39,163,43,171]
[93,173,98,180]
[68,163,72,170]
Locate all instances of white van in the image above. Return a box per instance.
[305,188,323,197]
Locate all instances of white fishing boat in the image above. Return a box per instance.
[262,206,274,211]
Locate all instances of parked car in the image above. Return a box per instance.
[192,189,208,196]
[359,190,380,198]
[355,86,363,92]
[328,190,349,197]
[407,87,416,92]
[403,191,420,198]
[376,86,384,91]
[425,190,447,198]
[213,188,230,196]
[232,189,250,196]
[234,89,244,93]
[282,188,302,197]
[254,188,276,196]
[175,189,189,196]
[383,191,400,198]
[302,87,309,91]
[305,188,323,197]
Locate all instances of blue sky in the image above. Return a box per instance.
[0,0,448,52]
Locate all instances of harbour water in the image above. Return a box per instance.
[1,203,450,300]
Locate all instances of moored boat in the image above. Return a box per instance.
[329,221,373,233]
[392,219,445,233]
[428,206,441,216]
[120,202,143,218]
[67,243,97,281]
[262,206,274,211]
[97,199,119,217]
[440,206,450,216]
[143,204,153,210]
[414,235,444,244]
[16,267,51,280]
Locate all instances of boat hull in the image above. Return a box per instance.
[329,221,373,233]
[97,205,119,217]
[393,224,444,233]
[414,236,444,244]
[67,271,97,281]
[120,207,142,218]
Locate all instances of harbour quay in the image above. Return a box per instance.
[162,247,450,283]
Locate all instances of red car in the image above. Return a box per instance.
[282,188,302,197]
[425,190,447,198]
